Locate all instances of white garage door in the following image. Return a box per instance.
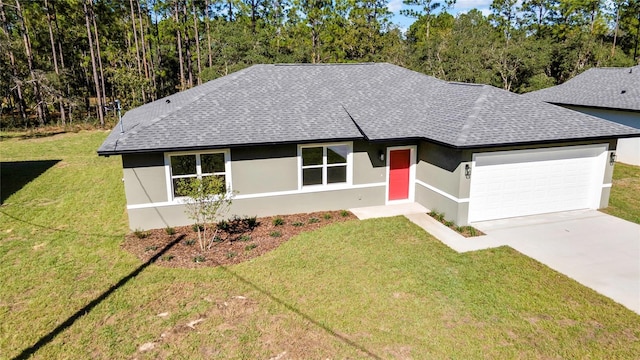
[468,145,608,223]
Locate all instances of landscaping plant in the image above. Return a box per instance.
[176,176,234,252]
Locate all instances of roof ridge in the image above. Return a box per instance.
[447,81,484,87]
[273,62,377,66]
[590,65,639,70]
[454,85,491,145]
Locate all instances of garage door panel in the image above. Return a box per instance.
[468,145,607,223]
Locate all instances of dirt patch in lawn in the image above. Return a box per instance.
[122,211,357,268]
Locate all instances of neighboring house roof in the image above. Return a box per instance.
[524,65,640,112]
[98,63,640,155]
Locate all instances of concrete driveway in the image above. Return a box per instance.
[471,210,640,314]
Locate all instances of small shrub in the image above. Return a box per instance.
[193,255,205,263]
[162,255,174,261]
[460,226,478,237]
[133,229,149,239]
[184,239,196,246]
[323,213,332,220]
[226,251,237,259]
[217,219,230,231]
[292,221,305,227]
[192,223,204,232]
[212,235,224,243]
[164,226,175,235]
[308,217,320,224]
[144,245,158,252]
[340,210,349,217]
[245,243,258,251]
[239,235,252,242]
[444,220,454,228]
[244,216,258,229]
[270,231,282,237]
[428,211,445,222]
[272,217,285,226]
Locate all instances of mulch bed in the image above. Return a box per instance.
[122,210,358,268]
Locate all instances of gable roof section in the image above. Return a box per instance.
[98,63,640,155]
[524,65,640,111]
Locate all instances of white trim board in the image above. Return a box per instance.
[127,182,386,210]
[415,179,470,203]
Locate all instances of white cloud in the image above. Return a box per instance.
[453,0,494,10]
[455,7,493,17]
[388,0,404,13]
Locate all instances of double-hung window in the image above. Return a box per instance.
[300,143,351,187]
[168,151,229,198]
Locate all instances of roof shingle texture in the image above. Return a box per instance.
[524,65,640,111]
[98,63,640,155]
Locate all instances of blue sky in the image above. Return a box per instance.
[389,0,494,30]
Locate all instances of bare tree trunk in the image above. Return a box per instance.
[192,1,202,85]
[635,12,640,62]
[311,28,319,63]
[91,3,109,108]
[611,3,620,56]
[183,3,193,88]
[134,0,149,103]
[175,1,185,90]
[16,0,46,125]
[52,1,71,122]
[45,0,65,124]
[0,0,27,122]
[83,0,104,126]
[52,0,65,69]
[205,0,212,68]
[136,0,149,80]
[153,3,161,98]
[130,0,142,76]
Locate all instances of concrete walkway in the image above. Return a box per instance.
[350,204,640,314]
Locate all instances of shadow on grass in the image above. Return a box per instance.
[0,210,124,239]
[212,261,383,359]
[1,160,60,204]
[11,234,185,360]
[0,130,67,141]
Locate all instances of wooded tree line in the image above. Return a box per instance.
[0,0,638,128]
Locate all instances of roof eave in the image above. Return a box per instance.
[96,135,367,157]
[451,134,640,150]
[548,102,640,113]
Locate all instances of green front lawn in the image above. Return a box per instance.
[601,162,640,224]
[1,131,639,359]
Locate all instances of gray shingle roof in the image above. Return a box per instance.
[98,63,640,155]
[524,65,640,111]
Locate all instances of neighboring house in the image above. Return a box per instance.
[525,65,640,165]
[98,63,640,230]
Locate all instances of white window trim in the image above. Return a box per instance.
[385,145,417,205]
[297,142,353,190]
[164,149,232,202]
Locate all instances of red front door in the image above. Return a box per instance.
[388,149,411,201]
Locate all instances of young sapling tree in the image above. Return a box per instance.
[176,176,234,252]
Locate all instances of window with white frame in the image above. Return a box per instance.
[300,143,350,187]
[168,151,228,198]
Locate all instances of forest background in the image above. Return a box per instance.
[0,0,638,128]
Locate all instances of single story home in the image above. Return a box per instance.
[525,65,640,165]
[98,63,640,230]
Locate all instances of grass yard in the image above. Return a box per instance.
[1,131,639,359]
[601,162,640,224]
